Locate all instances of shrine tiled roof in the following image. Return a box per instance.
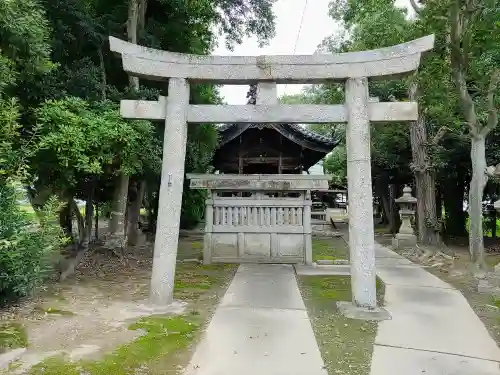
[217,85,338,152]
[218,123,336,148]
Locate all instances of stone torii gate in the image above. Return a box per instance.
[110,34,434,312]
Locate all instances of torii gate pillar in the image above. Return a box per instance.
[149,79,189,306]
[345,78,376,308]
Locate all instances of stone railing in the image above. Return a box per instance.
[311,211,326,222]
[213,197,304,228]
[187,174,331,265]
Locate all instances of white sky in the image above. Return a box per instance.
[214,0,411,104]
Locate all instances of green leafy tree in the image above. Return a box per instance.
[0,186,66,304]
[0,0,68,303]
[31,97,160,246]
[447,0,500,268]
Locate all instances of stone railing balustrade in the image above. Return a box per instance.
[213,203,304,227]
[187,175,328,265]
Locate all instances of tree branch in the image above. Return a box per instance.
[409,0,422,14]
[485,164,500,184]
[97,47,107,100]
[432,126,450,144]
[480,69,500,136]
[138,0,148,37]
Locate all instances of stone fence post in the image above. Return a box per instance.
[392,185,417,250]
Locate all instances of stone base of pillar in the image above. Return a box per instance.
[392,233,417,250]
[119,300,187,320]
[337,301,391,321]
[478,279,500,297]
[478,271,500,298]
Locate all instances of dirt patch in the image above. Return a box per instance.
[0,237,236,374]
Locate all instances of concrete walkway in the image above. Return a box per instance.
[372,243,500,375]
[183,264,327,375]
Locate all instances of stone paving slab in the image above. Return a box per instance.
[222,264,305,310]
[371,345,500,375]
[294,264,351,276]
[374,243,407,259]
[375,256,414,267]
[184,264,327,375]
[371,243,500,374]
[376,284,500,361]
[376,263,452,289]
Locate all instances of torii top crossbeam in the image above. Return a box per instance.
[109,36,435,125]
[109,35,434,84]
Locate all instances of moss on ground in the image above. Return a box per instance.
[0,322,28,353]
[174,263,235,300]
[492,298,500,309]
[29,263,237,375]
[34,307,75,316]
[191,241,203,250]
[312,238,350,262]
[29,316,199,375]
[298,276,385,375]
[177,237,204,261]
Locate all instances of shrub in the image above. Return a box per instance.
[0,183,66,305]
[180,186,207,230]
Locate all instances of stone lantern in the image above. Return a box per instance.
[392,185,417,250]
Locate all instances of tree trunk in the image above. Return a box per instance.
[389,184,401,234]
[107,173,130,249]
[127,0,140,90]
[147,183,159,233]
[449,0,500,270]
[84,178,95,243]
[104,0,144,248]
[59,201,73,239]
[128,180,146,246]
[443,175,467,237]
[469,134,487,268]
[98,47,107,100]
[95,202,99,241]
[436,186,442,228]
[59,199,92,281]
[375,200,383,223]
[71,199,85,246]
[409,82,440,246]
[375,179,391,227]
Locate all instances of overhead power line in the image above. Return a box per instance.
[284,0,309,93]
[293,0,309,55]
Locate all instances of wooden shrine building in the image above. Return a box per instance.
[213,85,338,174]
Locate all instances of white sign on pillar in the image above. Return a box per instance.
[149,78,190,306]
